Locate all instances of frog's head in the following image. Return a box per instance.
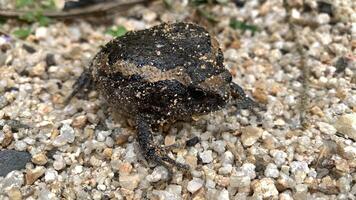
[187,69,232,114]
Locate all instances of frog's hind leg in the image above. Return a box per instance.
[136,114,190,181]
[64,69,93,105]
[230,82,265,115]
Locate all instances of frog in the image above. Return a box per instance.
[66,22,261,178]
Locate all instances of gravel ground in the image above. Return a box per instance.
[0,0,355,199]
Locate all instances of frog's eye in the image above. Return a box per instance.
[188,87,206,100]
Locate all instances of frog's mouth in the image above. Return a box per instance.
[187,86,228,113]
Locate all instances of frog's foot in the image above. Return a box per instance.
[230,82,265,117]
[136,114,190,181]
[64,69,94,105]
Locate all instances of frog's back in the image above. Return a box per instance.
[97,22,226,84]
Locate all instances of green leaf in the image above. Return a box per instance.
[20,11,36,22]
[42,0,56,10]
[106,26,127,37]
[12,28,32,39]
[38,15,51,26]
[163,0,173,9]
[16,0,33,8]
[19,10,51,26]
[229,19,259,33]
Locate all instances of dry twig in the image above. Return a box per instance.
[0,0,153,19]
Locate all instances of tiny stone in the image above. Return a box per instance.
[152,190,180,200]
[25,166,45,185]
[187,178,204,193]
[271,150,287,166]
[115,133,130,145]
[103,148,113,159]
[240,126,263,146]
[240,163,256,179]
[6,187,22,200]
[279,192,293,200]
[30,62,46,77]
[22,44,36,54]
[44,168,58,182]
[217,189,229,200]
[123,144,136,163]
[334,113,356,140]
[97,130,111,142]
[186,155,198,169]
[53,155,66,170]
[142,10,157,22]
[118,162,132,175]
[218,164,232,175]
[264,163,280,178]
[164,135,175,146]
[290,161,309,174]
[38,188,56,199]
[72,115,87,128]
[215,175,230,187]
[119,174,140,190]
[199,150,213,164]
[45,53,56,67]
[212,140,226,154]
[252,178,279,198]
[317,1,333,15]
[335,159,350,173]
[295,184,308,192]
[1,171,24,191]
[0,149,31,177]
[342,146,356,160]
[89,155,102,167]
[317,122,336,135]
[31,153,48,165]
[221,151,234,165]
[337,176,351,193]
[14,140,27,151]
[205,179,216,189]
[35,27,48,40]
[73,165,83,174]
[317,13,330,24]
[53,124,75,147]
[146,166,169,182]
[97,184,106,191]
[230,174,250,188]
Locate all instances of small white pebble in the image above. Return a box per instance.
[187,178,204,193]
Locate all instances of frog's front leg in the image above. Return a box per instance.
[230,82,265,115]
[136,114,190,180]
[65,68,93,105]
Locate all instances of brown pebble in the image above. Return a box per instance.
[118,162,133,174]
[215,175,230,187]
[164,135,176,146]
[192,187,205,200]
[31,153,48,165]
[252,87,268,104]
[185,155,198,169]
[116,134,130,145]
[2,131,13,147]
[310,106,324,117]
[26,167,45,185]
[72,115,87,128]
[103,148,113,160]
[6,187,22,200]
